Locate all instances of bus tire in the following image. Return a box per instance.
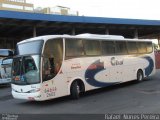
[137,70,144,82]
[70,81,80,99]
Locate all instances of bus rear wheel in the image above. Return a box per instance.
[70,81,81,99]
[137,70,144,82]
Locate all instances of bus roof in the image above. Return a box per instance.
[18,34,153,44]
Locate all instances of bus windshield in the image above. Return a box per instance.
[16,40,44,55]
[12,55,41,85]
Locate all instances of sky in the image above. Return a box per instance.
[27,0,160,20]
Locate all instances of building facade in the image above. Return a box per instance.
[34,6,79,16]
[0,0,33,12]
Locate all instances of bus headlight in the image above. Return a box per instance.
[12,88,17,92]
[12,88,40,93]
[28,88,40,93]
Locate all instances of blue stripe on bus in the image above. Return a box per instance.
[142,56,154,77]
[84,56,154,87]
[84,59,119,87]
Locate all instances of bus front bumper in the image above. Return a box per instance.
[11,91,43,101]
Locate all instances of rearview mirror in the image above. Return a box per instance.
[0,49,14,57]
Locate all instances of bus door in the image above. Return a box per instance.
[41,39,65,98]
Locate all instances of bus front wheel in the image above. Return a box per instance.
[137,70,144,82]
[70,81,81,99]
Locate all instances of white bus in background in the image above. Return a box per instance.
[0,49,13,85]
[11,34,155,101]
[1,58,13,83]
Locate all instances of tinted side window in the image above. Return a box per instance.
[146,42,153,53]
[127,42,138,54]
[115,41,127,54]
[102,41,115,55]
[17,40,44,55]
[66,39,84,57]
[137,42,147,53]
[84,40,101,56]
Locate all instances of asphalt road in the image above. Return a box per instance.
[0,70,160,115]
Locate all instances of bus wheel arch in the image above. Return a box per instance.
[137,69,144,82]
[70,79,85,99]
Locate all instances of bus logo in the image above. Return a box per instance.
[111,57,123,66]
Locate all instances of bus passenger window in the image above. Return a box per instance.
[84,40,101,56]
[146,42,153,53]
[127,42,138,54]
[65,39,84,58]
[137,42,147,53]
[102,41,115,55]
[115,41,127,55]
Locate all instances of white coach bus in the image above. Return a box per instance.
[11,34,155,101]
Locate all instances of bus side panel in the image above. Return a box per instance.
[62,57,122,92]
[44,51,156,100]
